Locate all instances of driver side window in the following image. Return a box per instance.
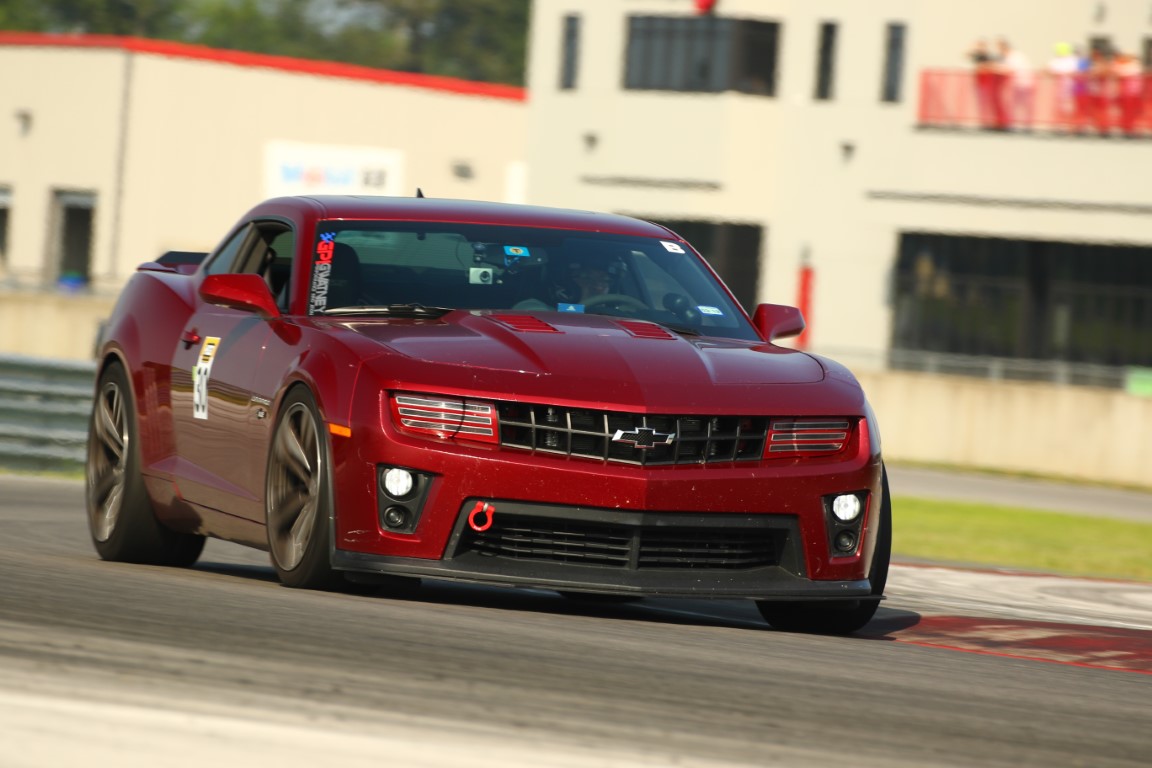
[203,226,251,276]
[205,222,296,310]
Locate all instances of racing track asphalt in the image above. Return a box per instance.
[1,471,1150,767]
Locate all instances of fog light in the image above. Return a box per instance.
[831,494,862,522]
[383,505,410,530]
[382,468,414,498]
[834,530,857,552]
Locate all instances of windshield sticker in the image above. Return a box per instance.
[697,305,724,316]
[310,232,336,312]
[558,303,585,313]
[192,336,221,420]
[503,245,532,267]
[661,241,686,253]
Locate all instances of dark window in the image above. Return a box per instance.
[52,190,95,291]
[891,232,1152,370]
[559,14,581,90]
[814,22,838,100]
[1142,37,1152,71]
[1088,36,1112,55]
[204,226,251,276]
[881,23,906,102]
[653,220,763,311]
[0,188,9,273]
[625,15,779,96]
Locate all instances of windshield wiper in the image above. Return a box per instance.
[322,303,453,317]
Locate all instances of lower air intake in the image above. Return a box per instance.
[459,513,785,570]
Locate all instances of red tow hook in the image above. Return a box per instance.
[467,501,495,532]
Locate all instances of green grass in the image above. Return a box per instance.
[893,496,1152,582]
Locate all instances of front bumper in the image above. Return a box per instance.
[332,499,875,600]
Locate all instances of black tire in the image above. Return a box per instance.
[86,362,205,566]
[756,466,892,635]
[265,387,343,589]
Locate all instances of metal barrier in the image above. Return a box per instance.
[0,354,96,473]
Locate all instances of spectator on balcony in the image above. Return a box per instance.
[1048,42,1086,132]
[1113,50,1144,137]
[967,39,1002,129]
[996,38,1035,130]
[1087,46,1117,134]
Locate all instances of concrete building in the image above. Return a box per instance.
[525,0,1152,383]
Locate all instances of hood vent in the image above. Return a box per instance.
[489,314,562,333]
[613,320,675,339]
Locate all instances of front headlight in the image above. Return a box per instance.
[389,392,499,444]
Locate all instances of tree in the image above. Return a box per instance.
[0,0,531,85]
[0,0,189,36]
[321,0,530,84]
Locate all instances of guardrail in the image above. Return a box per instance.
[0,354,96,473]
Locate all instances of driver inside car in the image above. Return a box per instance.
[512,243,645,312]
[563,259,615,303]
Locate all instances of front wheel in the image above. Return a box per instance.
[86,361,205,566]
[756,467,892,635]
[265,388,343,589]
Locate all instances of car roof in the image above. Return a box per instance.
[252,195,680,239]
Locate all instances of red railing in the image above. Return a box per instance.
[918,69,1152,137]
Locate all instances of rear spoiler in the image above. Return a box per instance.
[138,250,209,275]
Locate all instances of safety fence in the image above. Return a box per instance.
[918,69,1152,137]
[0,354,95,473]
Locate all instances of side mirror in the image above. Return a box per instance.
[752,303,805,342]
[199,273,281,320]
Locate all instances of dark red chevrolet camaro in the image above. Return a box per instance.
[87,195,890,633]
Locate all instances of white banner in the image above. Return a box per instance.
[264,141,404,197]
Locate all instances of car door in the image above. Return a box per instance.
[169,221,296,521]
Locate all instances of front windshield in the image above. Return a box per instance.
[309,221,758,341]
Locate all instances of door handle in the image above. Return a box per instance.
[181,329,202,350]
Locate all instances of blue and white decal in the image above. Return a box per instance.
[503,245,532,266]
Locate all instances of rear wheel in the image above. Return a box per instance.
[756,467,892,635]
[265,388,343,589]
[86,362,205,566]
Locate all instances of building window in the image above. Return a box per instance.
[653,219,763,311]
[814,22,838,100]
[51,190,96,292]
[559,14,581,90]
[0,187,10,276]
[624,15,780,96]
[891,232,1152,376]
[880,22,906,103]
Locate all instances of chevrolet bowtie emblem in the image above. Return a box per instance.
[612,427,675,449]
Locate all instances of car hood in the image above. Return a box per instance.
[331,311,862,414]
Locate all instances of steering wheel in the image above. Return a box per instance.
[581,293,649,312]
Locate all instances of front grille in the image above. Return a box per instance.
[460,513,785,570]
[497,404,770,465]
